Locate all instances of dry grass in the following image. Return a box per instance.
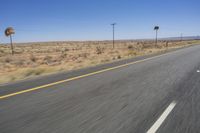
[0,40,199,84]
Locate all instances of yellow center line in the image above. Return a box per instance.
[0,53,169,100]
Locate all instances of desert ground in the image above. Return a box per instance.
[0,40,199,84]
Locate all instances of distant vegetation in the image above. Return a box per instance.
[0,40,199,84]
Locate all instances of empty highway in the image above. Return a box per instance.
[1,45,200,133]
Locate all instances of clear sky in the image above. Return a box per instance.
[0,0,199,43]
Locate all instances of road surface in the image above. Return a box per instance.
[0,45,200,133]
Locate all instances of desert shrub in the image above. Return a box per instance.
[101,59,110,63]
[30,54,37,62]
[14,50,23,54]
[4,57,12,63]
[43,55,53,64]
[188,41,193,44]
[14,59,24,66]
[44,55,52,61]
[96,46,104,54]
[62,48,69,52]
[78,53,89,58]
[128,50,138,56]
[24,68,46,77]
[117,55,121,59]
[142,43,153,49]
[149,50,153,53]
[14,47,24,54]
[0,49,5,54]
[10,76,17,81]
[60,52,67,58]
[127,45,133,49]
[166,41,169,47]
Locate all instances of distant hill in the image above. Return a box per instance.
[1,36,200,45]
[160,36,200,41]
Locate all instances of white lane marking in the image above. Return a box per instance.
[147,101,177,133]
[197,70,200,73]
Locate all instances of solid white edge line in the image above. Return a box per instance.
[147,101,177,133]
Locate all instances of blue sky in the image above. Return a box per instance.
[0,0,199,43]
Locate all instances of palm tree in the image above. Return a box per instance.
[154,26,159,46]
[5,27,15,55]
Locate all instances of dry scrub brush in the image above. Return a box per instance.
[0,40,199,84]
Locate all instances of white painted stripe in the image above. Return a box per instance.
[197,70,200,73]
[147,101,177,133]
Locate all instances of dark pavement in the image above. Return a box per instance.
[0,45,200,133]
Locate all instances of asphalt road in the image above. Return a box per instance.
[1,45,200,133]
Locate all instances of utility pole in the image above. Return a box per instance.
[10,34,14,55]
[156,29,158,45]
[111,23,116,49]
[180,33,183,42]
[197,35,200,40]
